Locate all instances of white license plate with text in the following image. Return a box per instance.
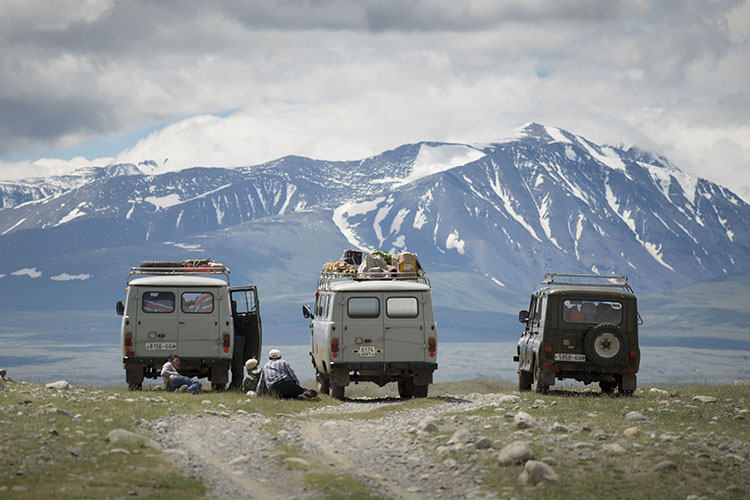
[554,353,586,362]
[358,345,376,357]
[145,342,177,351]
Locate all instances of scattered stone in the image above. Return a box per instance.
[496,441,533,465]
[228,455,250,466]
[623,427,639,438]
[551,422,568,433]
[518,460,559,484]
[725,454,745,463]
[496,395,520,404]
[649,388,669,395]
[603,443,626,454]
[653,460,678,472]
[448,429,472,445]
[70,449,81,457]
[12,486,28,492]
[45,380,71,390]
[541,456,558,466]
[692,396,718,403]
[625,411,646,421]
[49,427,59,436]
[418,417,439,433]
[514,411,535,429]
[475,437,492,450]
[282,457,311,468]
[106,429,160,449]
[107,448,131,455]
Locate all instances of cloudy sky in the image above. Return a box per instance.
[1,0,749,199]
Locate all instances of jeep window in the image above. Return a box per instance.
[322,294,332,319]
[347,297,380,318]
[386,297,418,318]
[563,299,622,324]
[181,292,214,314]
[142,291,175,313]
[533,295,545,326]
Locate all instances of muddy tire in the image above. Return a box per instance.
[398,379,415,398]
[212,382,226,392]
[533,363,548,394]
[599,380,616,394]
[128,383,142,391]
[519,369,533,391]
[316,372,330,396]
[413,384,429,398]
[330,384,345,400]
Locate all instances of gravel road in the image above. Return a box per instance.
[150,394,510,499]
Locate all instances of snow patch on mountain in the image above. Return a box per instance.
[56,204,87,226]
[446,230,466,254]
[641,161,698,205]
[332,197,385,251]
[145,193,182,210]
[544,126,572,144]
[2,218,25,235]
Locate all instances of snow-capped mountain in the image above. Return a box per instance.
[1,123,748,328]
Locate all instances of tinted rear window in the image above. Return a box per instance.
[182,292,214,313]
[563,299,622,324]
[347,297,380,318]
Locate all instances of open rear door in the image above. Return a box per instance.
[229,286,262,362]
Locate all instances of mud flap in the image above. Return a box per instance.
[620,374,637,391]
[211,366,228,385]
[126,367,144,385]
[330,369,350,388]
[539,368,556,387]
[414,370,433,386]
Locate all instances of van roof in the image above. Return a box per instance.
[327,281,430,292]
[129,276,228,287]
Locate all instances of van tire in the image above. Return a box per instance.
[398,379,415,398]
[139,260,183,268]
[212,382,226,392]
[128,383,142,391]
[519,369,533,391]
[316,372,330,395]
[330,384,345,400]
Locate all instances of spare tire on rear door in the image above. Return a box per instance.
[583,323,628,366]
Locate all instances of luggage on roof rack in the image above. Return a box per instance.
[539,273,632,292]
[127,258,230,284]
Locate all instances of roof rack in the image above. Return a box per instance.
[127,262,230,285]
[539,273,632,292]
[317,270,430,291]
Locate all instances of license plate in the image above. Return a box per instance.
[554,353,586,362]
[145,342,177,351]
[358,345,376,357]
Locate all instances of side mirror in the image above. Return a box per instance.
[116,301,125,316]
[302,304,314,319]
[518,310,529,323]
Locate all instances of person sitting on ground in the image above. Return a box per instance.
[161,355,202,394]
[241,358,262,395]
[256,349,318,400]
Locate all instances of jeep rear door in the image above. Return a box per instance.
[177,288,220,357]
[383,293,426,362]
[342,293,385,363]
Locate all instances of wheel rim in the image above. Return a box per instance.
[593,332,621,359]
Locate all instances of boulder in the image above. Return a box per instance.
[514,411,535,429]
[45,380,71,390]
[692,395,718,403]
[496,441,533,465]
[106,429,160,449]
[623,427,639,438]
[519,460,559,484]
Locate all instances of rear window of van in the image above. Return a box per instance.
[386,297,418,318]
[348,297,380,318]
[142,292,175,313]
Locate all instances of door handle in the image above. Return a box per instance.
[179,321,185,325]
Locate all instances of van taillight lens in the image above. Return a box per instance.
[223,333,230,353]
[124,332,132,347]
[630,350,637,363]
[331,338,339,358]
[428,337,436,357]
[544,345,552,360]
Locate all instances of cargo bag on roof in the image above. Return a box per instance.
[392,251,422,274]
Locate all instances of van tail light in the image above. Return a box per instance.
[629,350,638,364]
[544,345,552,360]
[428,337,436,357]
[223,333,230,353]
[124,332,132,347]
[331,338,339,358]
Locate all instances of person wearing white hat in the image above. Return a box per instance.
[257,349,318,400]
[241,358,261,395]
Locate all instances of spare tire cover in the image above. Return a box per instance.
[583,323,628,366]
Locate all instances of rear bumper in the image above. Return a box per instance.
[123,357,231,379]
[329,361,437,372]
[328,361,437,387]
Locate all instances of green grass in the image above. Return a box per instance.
[304,471,389,500]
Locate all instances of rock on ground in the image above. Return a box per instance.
[519,460,560,484]
[497,441,533,465]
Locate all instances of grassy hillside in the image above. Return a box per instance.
[639,269,750,346]
[1,378,748,499]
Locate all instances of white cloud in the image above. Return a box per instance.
[11,267,42,278]
[50,273,92,281]
[0,1,747,199]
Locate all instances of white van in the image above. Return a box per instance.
[116,260,261,391]
[303,270,438,399]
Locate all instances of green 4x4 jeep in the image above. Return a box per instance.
[514,274,641,395]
